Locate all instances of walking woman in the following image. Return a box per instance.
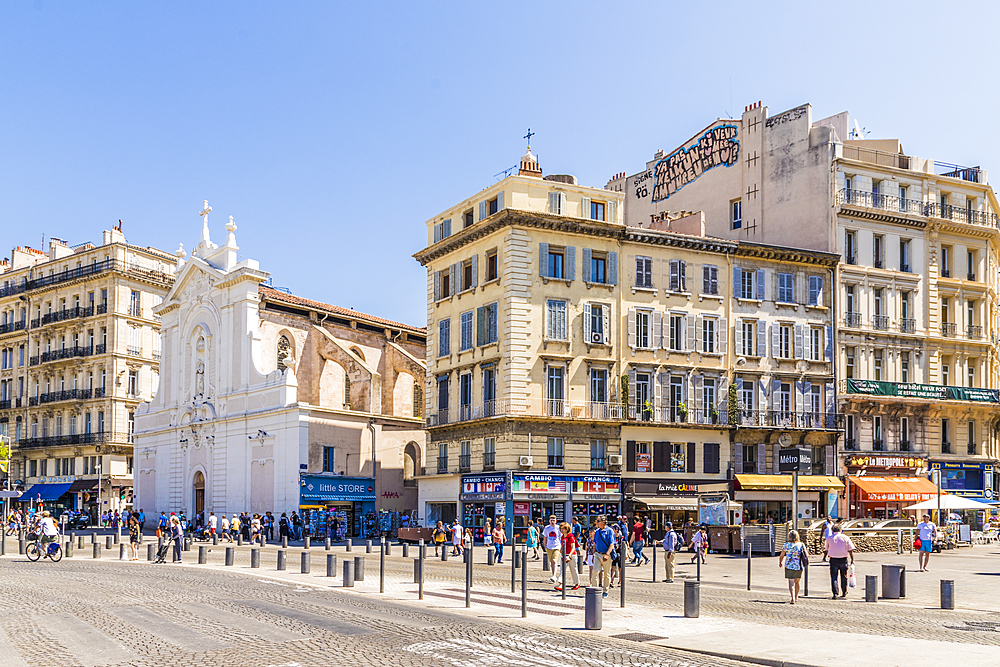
[554,522,581,591]
[492,518,506,564]
[779,529,808,604]
[527,519,540,560]
[483,517,493,551]
[128,514,141,560]
[170,516,184,563]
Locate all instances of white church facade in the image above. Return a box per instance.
[134,203,426,537]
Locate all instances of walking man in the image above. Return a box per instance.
[917,513,937,572]
[820,515,834,562]
[591,516,615,598]
[825,524,855,598]
[689,525,708,564]
[656,521,678,582]
[542,516,561,582]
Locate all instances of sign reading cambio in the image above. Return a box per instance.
[778,448,812,474]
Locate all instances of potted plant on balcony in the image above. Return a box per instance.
[728,383,739,426]
[677,402,688,423]
[709,406,719,424]
[621,374,634,420]
[642,399,654,422]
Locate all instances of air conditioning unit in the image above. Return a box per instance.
[518,455,533,467]
[591,332,603,343]
[607,454,623,468]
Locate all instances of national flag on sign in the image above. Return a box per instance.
[551,480,566,491]
[464,483,475,493]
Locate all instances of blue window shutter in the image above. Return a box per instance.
[582,248,592,282]
[442,219,451,238]
[824,325,833,362]
[479,201,487,220]
[609,252,618,285]
[433,224,441,243]
[489,303,497,342]
[756,269,765,300]
[476,306,486,346]
[433,270,441,301]
[539,243,549,277]
[734,267,741,297]
[497,191,504,210]
[566,246,576,281]
[471,254,478,288]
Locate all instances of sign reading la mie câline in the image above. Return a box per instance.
[846,379,999,403]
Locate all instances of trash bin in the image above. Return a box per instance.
[584,587,602,630]
[881,564,905,599]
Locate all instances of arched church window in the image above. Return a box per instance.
[277,335,291,370]
[403,443,419,487]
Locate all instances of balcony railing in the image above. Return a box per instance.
[14,431,117,450]
[37,389,93,404]
[127,346,142,357]
[40,306,95,325]
[483,452,495,470]
[734,410,844,430]
[837,188,999,228]
[0,320,26,335]
[436,457,448,474]
[942,441,952,455]
[968,443,977,455]
[927,201,998,227]
[872,315,889,331]
[842,145,912,170]
[0,400,10,410]
[547,455,564,469]
[844,439,858,451]
[0,258,173,299]
[844,312,862,327]
[899,318,916,334]
[591,457,606,471]
[942,323,958,337]
[29,345,94,366]
[873,440,885,452]
[459,454,471,472]
[900,440,912,452]
[427,399,624,426]
[967,325,983,340]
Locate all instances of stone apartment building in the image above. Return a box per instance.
[0,226,174,520]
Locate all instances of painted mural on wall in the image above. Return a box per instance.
[651,123,740,202]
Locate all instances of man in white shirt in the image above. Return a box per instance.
[541,516,561,582]
[208,512,218,537]
[38,511,59,545]
[917,513,937,572]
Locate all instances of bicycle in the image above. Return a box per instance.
[25,534,63,563]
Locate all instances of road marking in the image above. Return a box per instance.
[41,613,133,667]
[111,606,231,652]
[178,603,307,642]
[235,600,371,634]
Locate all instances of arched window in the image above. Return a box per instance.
[350,346,365,363]
[277,335,291,370]
[403,443,419,487]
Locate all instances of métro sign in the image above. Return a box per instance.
[778,448,812,473]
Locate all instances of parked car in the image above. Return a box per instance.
[60,511,90,530]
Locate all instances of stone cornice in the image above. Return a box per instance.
[736,242,840,267]
[837,205,928,229]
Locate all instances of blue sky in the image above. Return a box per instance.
[2,1,998,328]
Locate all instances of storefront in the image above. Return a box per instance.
[624,479,734,537]
[734,474,844,524]
[930,461,993,500]
[566,475,622,531]
[19,477,74,514]
[504,473,621,541]
[460,473,506,542]
[848,476,941,519]
[298,474,376,539]
[844,453,930,519]
[417,473,459,528]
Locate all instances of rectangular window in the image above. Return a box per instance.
[874,350,883,381]
[668,260,686,292]
[589,303,605,344]
[635,256,653,288]
[777,273,793,303]
[547,366,565,416]
[438,319,450,357]
[739,268,754,299]
[942,418,951,451]
[546,300,568,340]
[741,443,756,474]
[941,297,950,323]
[968,362,976,388]
[548,247,566,279]
[668,314,683,352]
[129,290,141,317]
[482,366,495,408]
[702,318,716,354]
[874,234,884,268]
[462,260,474,291]
[485,249,498,282]
[702,379,716,420]
[731,199,742,230]
[476,302,498,346]
[901,351,910,383]
[322,446,335,473]
[589,251,607,284]
[968,250,976,281]
[846,346,855,379]
[464,209,474,228]
[968,420,976,454]
[808,276,822,306]
[459,311,474,351]
[741,319,756,356]
[591,440,606,471]
[702,264,719,295]
[484,437,496,469]
[941,245,951,277]
[845,230,857,264]
[488,197,499,216]
[439,268,451,299]
[128,370,138,396]
[873,416,883,449]
[900,417,909,450]
[29,460,37,478]
[900,291,911,321]
[810,327,821,361]
[942,357,951,386]
[547,437,564,469]
[459,372,472,409]
[459,440,471,470]
[437,376,449,413]
[635,310,651,349]
[900,239,911,272]
[590,368,607,404]
[845,284,856,316]
[590,201,605,221]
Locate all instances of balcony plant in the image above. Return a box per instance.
[642,399,654,422]
[709,406,719,424]
[677,401,688,422]
[621,374,633,420]
[728,383,739,426]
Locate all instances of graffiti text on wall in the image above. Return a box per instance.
[651,124,739,202]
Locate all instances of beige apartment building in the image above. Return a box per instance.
[0,226,174,520]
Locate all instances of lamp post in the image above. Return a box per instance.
[97,461,102,529]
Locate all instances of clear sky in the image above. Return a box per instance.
[2,1,997,328]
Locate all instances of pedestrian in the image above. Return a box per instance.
[492,519,506,563]
[483,518,493,550]
[170,516,183,563]
[542,516,561,581]
[128,515,140,560]
[221,514,231,542]
[208,512,217,539]
[584,527,596,583]
[554,522,580,591]
[570,516,582,549]
[157,512,168,539]
[290,512,301,541]
[432,520,447,556]
[689,525,708,564]
[279,512,290,540]
[609,524,623,587]
[251,514,262,545]
[139,508,146,531]
[820,515,834,562]
[591,516,615,598]
[231,514,241,541]
[655,521,678,582]
[825,524,855,598]
[917,513,937,572]
[631,515,649,566]
[778,529,808,604]
[526,519,540,560]
[265,512,275,540]
[451,519,463,556]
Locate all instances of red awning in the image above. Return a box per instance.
[850,476,940,502]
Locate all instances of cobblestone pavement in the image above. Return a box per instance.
[0,555,754,667]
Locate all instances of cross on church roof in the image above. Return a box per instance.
[524,128,534,148]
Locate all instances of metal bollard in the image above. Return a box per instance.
[184,537,192,552]
[106,535,113,550]
[521,544,527,617]
[18,539,25,555]
[380,538,385,593]
[120,543,126,560]
[213,532,219,546]
[865,575,878,603]
[91,532,97,543]
[512,539,518,594]
[0,534,4,557]
[78,535,84,549]
[277,549,287,570]
[148,544,155,561]
[325,537,331,551]
[281,536,288,548]
[301,551,310,574]
[366,539,372,553]
[403,542,409,558]
[684,580,700,618]
[385,541,391,556]
[620,540,626,608]
[441,546,449,561]
[237,534,243,547]
[487,549,495,566]
[940,580,955,609]
[251,547,260,568]
[650,546,655,583]
[584,587,603,629]
[114,531,119,545]
[542,552,549,572]
[343,558,355,587]
[327,553,337,577]
[225,546,234,566]
[93,543,101,559]
[354,555,364,581]
[413,557,423,583]
[513,549,520,569]
[304,536,310,550]
[465,539,473,608]
[804,558,809,597]
[65,540,73,558]
[346,538,352,552]
[198,545,207,564]
[418,549,425,600]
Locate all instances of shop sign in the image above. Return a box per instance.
[778,448,812,473]
[513,502,530,516]
[38,476,75,484]
[846,379,999,403]
[845,454,924,471]
[656,482,699,495]
[494,502,506,516]
[931,461,993,498]
[461,474,506,500]
[299,475,375,503]
[512,474,620,496]
[512,475,567,494]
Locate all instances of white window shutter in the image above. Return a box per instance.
[566,246,576,281]
[825,444,836,475]
[581,197,591,219]
[770,323,779,359]
[548,192,558,214]
[771,379,782,411]
[433,224,442,243]
[497,191,504,210]
[734,440,743,472]
[795,380,806,415]
[719,318,727,355]
[471,254,479,288]
[628,308,636,349]
[653,371,662,407]
[602,306,610,344]
[794,324,803,359]
[607,200,616,223]
[539,243,549,277]
[651,310,662,348]
[479,201,488,221]
[680,261,687,291]
[582,248,592,282]
[449,264,458,295]
[734,318,743,355]
[628,369,637,408]
[686,314,695,352]
[695,315,703,352]
[693,374,703,420]
[559,192,567,214]
[757,321,766,358]
[583,303,592,342]
[795,271,806,304]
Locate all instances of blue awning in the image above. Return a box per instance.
[19,483,73,501]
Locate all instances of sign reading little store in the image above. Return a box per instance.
[846,379,999,403]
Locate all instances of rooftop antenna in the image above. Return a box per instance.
[849,119,870,140]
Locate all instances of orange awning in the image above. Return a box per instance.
[849,476,941,502]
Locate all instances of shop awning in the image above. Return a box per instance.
[735,475,844,492]
[68,479,98,493]
[850,476,940,502]
[633,496,742,511]
[18,483,72,501]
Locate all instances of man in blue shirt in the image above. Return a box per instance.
[656,521,678,583]
[591,515,615,597]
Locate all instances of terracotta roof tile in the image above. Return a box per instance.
[259,285,425,334]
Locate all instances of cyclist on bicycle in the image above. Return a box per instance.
[38,511,59,546]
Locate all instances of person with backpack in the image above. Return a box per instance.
[655,521,679,582]
[432,520,448,556]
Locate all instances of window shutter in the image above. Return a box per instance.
[489,303,498,342]
[559,192,567,214]
[478,201,487,221]
[711,266,718,295]
[581,197,591,219]
[443,218,451,237]
[771,378,781,411]
[548,192,558,214]
[756,269,765,300]
[651,310,662,348]
[814,276,824,306]
[734,267,742,297]
[583,303,592,342]
[825,444,835,476]
[558,302,567,340]
[628,370,637,409]
[795,271,806,305]
[449,263,458,295]
[695,315,703,352]
[608,252,618,285]
[686,315,695,352]
[476,306,486,346]
[680,260,687,291]
[734,441,743,473]
[794,324,803,359]
[607,200,616,223]
[686,443,696,473]
[582,248,592,282]
[433,270,441,301]
[628,308,636,349]
[757,443,767,475]
[824,325,833,362]
[653,441,668,472]
[626,440,637,472]
[773,443,781,474]
[497,191,504,210]
[703,264,710,293]
[795,380,806,415]
[719,318,727,355]
[566,246,576,281]
[433,224,442,243]
[602,306,610,344]
[653,370,663,408]
[669,260,679,291]
[539,243,549,277]
[734,319,743,355]
[471,254,479,288]
[757,320,766,358]
[704,443,720,475]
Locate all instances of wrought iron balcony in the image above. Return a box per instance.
[591,457,606,471]
[0,400,10,410]
[734,410,844,430]
[14,431,112,450]
[844,439,858,451]
[0,258,173,300]
[483,451,495,471]
[926,201,999,227]
[900,440,912,452]
[967,325,983,340]
[942,441,952,454]
[547,454,564,469]
[436,456,448,474]
[899,318,916,334]
[458,454,471,472]
[837,188,999,228]
[0,320,25,335]
[873,440,885,451]
[844,312,862,327]
[968,443,977,455]
[872,315,890,331]
[942,323,958,337]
